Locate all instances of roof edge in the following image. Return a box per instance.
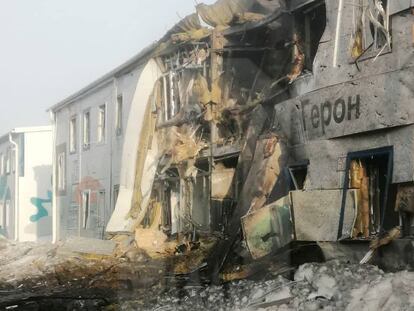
[48,42,158,113]
[0,126,52,144]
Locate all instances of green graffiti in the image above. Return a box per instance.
[30,191,52,222]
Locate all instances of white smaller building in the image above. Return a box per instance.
[0,126,53,242]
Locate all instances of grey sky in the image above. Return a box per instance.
[0,0,215,134]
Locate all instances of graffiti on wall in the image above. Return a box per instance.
[73,176,102,205]
[30,191,52,222]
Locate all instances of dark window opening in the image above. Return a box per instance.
[112,185,120,211]
[339,147,398,240]
[288,162,309,190]
[293,1,326,71]
[161,72,181,121]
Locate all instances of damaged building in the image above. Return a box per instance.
[49,0,414,277]
[0,126,53,242]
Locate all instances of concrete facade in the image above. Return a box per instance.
[0,127,53,242]
[50,52,161,240]
[274,2,414,189]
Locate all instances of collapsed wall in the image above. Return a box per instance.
[106,0,414,278]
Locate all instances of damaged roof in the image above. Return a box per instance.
[49,0,286,113]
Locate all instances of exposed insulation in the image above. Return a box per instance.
[128,81,162,224]
[350,160,370,238]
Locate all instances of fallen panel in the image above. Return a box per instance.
[242,196,293,260]
[61,237,117,257]
[290,190,357,241]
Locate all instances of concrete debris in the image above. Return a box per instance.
[61,237,117,258]
[116,260,414,311]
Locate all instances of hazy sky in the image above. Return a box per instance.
[0,0,215,134]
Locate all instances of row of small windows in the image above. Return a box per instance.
[69,95,123,153]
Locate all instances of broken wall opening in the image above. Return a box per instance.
[292,0,326,71]
[287,161,309,191]
[339,147,398,240]
[211,155,239,233]
[351,0,392,60]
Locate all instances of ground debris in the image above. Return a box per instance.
[119,260,414,311]
[1,237,414,311]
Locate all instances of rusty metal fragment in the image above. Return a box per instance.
[242,197,293,259]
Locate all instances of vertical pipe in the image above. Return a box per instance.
[50,111,58,243]
[163,76,168,121]
[333,0,344,67]
[107,79,116,237]
[9,132,19,241]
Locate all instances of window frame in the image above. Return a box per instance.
[57,151,66,192]
[113,184,120,211]
[97,103,107,144]
[69,115,77,154]
[0,153,4,175]
[82,109,91,150]
[115,95,123,136]
[161,72,181,122]
[81,189,91,229]
[350,0,392,62]
[5,150,10,175]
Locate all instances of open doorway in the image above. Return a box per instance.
[338,147,398,240]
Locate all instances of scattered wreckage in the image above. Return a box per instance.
[102,0,414,281]
[2,0,414,308]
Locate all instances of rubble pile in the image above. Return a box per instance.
[1,235,413,311]
[0,237,166,309]
[119,260,414,311]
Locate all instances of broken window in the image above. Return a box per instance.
[293,0,327,71]
[69,115,77,153]
[161,72,181,121]
[351,0,391,60]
